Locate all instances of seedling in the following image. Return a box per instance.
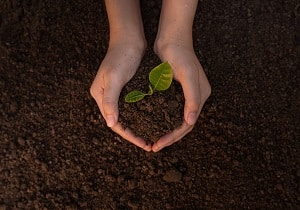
[125,62,173,103]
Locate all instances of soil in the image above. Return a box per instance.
[1,0,299,209]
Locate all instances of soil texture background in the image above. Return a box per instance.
[1,0,299,209]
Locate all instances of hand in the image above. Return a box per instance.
[152,44,211,152]
[150,0,211,152]
[90,44,151,152]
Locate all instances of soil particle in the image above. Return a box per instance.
[127,179,138,190]
[17,137,25,146]
[163,169,182,183]
[8,101,18,114]
[128,199,139,210]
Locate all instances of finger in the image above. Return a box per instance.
[179,62,210,126]
[152,121,193,152]
[184,65,211,123]
[111,122,152,152]
[90,76,105,120]
[90,73,123,128]
[101,75,124,127]
[173,62,201,126]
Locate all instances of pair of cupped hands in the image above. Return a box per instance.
[90,44,211,152]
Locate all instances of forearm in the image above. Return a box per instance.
[156,0,198,48]
[104,0,145,46]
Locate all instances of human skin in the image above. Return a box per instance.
[90,0,211,152]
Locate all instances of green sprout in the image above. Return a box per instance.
[125,62,173,103]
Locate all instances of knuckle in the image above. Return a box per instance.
[103,97,117,107]
[90,83,102,98]
[203,83,212,100]
[189,97,201,109]
[89,85,96,98]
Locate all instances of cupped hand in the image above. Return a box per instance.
[152,44,211,152]
[90,44,152,152]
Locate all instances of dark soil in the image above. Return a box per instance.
[1,0,299,209]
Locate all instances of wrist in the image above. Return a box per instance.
[109,31,147,54]
[154,36,194,57]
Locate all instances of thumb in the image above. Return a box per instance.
[184,98,200,126]
[182,77,210,125]
[102,80,123,128]
[180,76,201,126]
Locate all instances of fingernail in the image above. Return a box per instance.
[152,144,158,152]
[187,112,197,125]
[106,115,115,127]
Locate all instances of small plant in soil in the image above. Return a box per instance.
[125,62,173,103]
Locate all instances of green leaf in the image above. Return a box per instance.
[149,61,173,91]
[125,91,146,103]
